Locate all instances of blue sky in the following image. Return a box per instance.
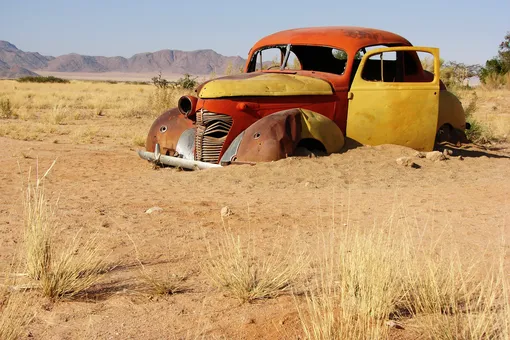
[1,0,508,65]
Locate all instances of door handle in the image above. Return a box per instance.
[348,92,354,100]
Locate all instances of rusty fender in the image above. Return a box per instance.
[220,108,345,164]
[144,108,194,155]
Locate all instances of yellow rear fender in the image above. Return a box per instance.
[437,90,466,131]
[220,108,344,163]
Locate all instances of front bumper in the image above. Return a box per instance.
[137,143,222,170]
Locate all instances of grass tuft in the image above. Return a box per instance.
[41,232,110,300]
[204,227,305,303]
[22,160,56,280]
[297,220,510,340]
[298,224,408,339]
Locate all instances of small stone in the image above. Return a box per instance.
[414,151,426,158]
[221,206,233,217]
[396,157,416,167]
[425,151,446,162]
[145,206,163,214]
[443,149,453,156]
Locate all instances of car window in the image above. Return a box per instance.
[359,50,434,83]
[248,45,348,75]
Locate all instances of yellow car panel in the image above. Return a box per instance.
[299,109,345,153]
[198,73,333,98]
[346,46,440,151]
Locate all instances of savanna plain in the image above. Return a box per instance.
[0,78,510,339]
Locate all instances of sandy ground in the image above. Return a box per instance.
[1,136,509,339]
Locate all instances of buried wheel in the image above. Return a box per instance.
[435,124,470,147]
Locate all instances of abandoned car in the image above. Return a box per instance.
[138,26,469,169]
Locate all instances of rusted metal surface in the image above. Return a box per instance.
[230,108,344,163]
[139,26,467,169]
[145,108,194,155]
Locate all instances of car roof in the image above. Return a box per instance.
[250,26,412,54]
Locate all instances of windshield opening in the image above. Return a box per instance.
[248,44,348,75]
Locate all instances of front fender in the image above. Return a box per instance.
[145,108,194,155]
[220,108,344,163]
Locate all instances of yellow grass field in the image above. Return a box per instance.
[1,79,509,339]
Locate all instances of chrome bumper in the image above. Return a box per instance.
[137,144,222,170]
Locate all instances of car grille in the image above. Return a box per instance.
[195,110,233,163]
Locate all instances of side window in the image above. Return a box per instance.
[360,50,435,83]
[361,51,399,82]
[252,47,285,71]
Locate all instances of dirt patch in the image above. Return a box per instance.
[0,137,509,339]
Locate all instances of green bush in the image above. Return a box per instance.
[17,76,70,84]
[478,32,509,85]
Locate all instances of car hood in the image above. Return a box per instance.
[197,72,334,98]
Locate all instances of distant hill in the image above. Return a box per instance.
[0,40,246,79]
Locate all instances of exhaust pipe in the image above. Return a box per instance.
[178,96,198,118]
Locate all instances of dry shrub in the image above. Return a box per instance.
[148,87,191,116]
[298,224,409,339]
[297,220,510,340]
[133,135,146,147]
[481,73,510,90]
[41,232,110,300]
[0,261,35,340]
[22,160,111,300]
[404,249,510,339]
[44,102,69,125]
[0,291,33,340]
[128,235,188,295]
[138,266,187,296]
[22,160,56,280]
[205,227,305,303]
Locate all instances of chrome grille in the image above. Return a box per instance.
[195,110,233,163]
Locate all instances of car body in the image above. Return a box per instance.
[138,26,468,169]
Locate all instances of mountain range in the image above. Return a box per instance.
[0,40,247,79]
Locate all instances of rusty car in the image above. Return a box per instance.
[138,26,469,169]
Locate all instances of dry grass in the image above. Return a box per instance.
[462,88,510,141]
[22,160,56,280]
[128,235,189,296]
[296,218,510,340]
[204,226,306,303]
[0,259,35,340]
[0,79,192,146]
[21,160,112,300]
[138,266,188,296]
[297,223,410,339]
[0,290,33,340]
[41,231,110,300]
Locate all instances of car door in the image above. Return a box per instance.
[346,46,440,151]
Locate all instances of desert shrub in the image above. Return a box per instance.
[205,227,305,303]
[0,98,16,118]
[298,225,410,339]
[462,92,495,143]
[151,72,198,90]
[41,232,110,300]
[17,76,70,84]
[0,291,33,340]
[148,73,193,114]
[297,223,510,340]
[23,161,55,280]
[22,160,112,300]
